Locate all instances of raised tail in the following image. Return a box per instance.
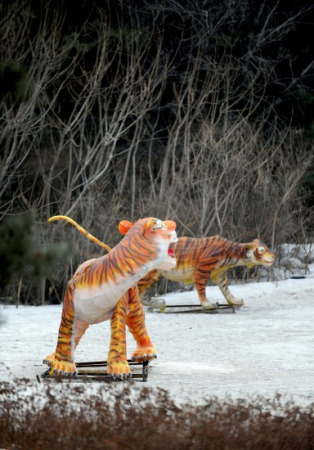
[48,215,111,252]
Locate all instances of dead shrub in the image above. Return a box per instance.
[0,379,313,449]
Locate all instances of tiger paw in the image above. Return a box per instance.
[227,297,244,307]
[142,295,166,311]
[107,359,131,380]
[201,301,216,310]
[132,345,157,362]
[48,360,77,377]
[43,352,56,367]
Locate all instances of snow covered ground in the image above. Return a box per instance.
[1,269,313,408]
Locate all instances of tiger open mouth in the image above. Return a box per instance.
[168,248,175,259]
[264,258,274,265]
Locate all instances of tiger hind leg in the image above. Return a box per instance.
[140,292,166,311]
[107,294,131,379]
[211,272,244,306]
[138,270,166,310]
[194,271,216,310]
[43,281,77,376]
[127,286,157,362]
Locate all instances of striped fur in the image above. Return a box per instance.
[44,216,177,378]
[138,236,275,309]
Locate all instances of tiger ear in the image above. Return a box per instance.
[118,220,134,235]
[163,220,176,231]
[244,239,260,250]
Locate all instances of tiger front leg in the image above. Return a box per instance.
[211,271,244,307]
[43,281,77,376]
[194,269,216,310]
[127,286,157,362]
[107,294,131,380]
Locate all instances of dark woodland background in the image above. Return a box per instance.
[1,0,314,303]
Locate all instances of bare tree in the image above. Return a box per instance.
[1,0,313,302]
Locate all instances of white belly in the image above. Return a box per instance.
[159,267,194,283]
[74,290,118,324]
[74,271,145,324]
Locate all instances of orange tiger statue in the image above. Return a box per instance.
[137,236,275,310]
[44,216,177,379]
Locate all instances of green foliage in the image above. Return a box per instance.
[0,63,30,104]
[302,124,314,139]
[0,215,70,288]
[294,88,314,105]
[300,165,314,208]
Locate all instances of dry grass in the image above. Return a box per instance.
[0,378,313,449]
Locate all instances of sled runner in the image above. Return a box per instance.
[163,302,236,313]
[37,359,150,383]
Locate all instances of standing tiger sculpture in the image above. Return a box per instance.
[44,216,177,379]
[137,236,275,310]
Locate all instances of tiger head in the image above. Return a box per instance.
[118,217,177,271]
[244,239,275,267]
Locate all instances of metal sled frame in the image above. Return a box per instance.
[164,302,236,313]
[37,359,150,383]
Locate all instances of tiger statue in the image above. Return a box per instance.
[137,236,275,310]
[44,215,177,379]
